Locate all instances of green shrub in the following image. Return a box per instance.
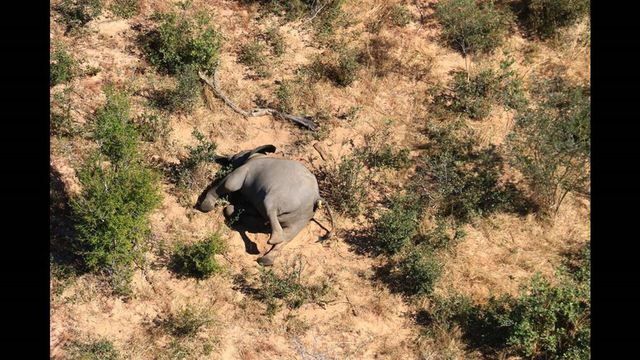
[51,87,80,137]
[329,46,360,86]
[435,0,511,55]
[417,122,533,222]
[172,130,218,188]
[358,144,410,170]
[55,0,103,33]
[265,26,286,56]
[396,247,443,296]
[372,194,422,255]
[50,43,78,87]
[142,10,223,74]
[134,111,170,142]
[433,57,527,120]
[389,4,411,27]
[110,0,139,18]
[361,36,401,77]
[313,0,346,37]
[318,156,367,218]
[419,219,466,251]
[238,40,270,78]
[275,81,294,113]
[171,233,226,279]
[159,305,214,337]
[165,64,202,113]
[506,76,590,215]
[92,85,139,164]
[67,338,119,360]
[257,259,331,316]
[71,154,161,294]
[524,0,590,38]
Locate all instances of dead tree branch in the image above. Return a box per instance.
[198,71,318,131]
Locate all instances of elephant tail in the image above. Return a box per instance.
[315,198,335,241]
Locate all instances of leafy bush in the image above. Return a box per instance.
[506,76,590,215]
[433,57,527,120]
[417,122,534,222]
[142,10,223,74]
[275,80,294,113]
[71,154,161,294]
[389,4,411,27]
[92,85,139,164]
[309,45,361,87]
[165,64,202,113]
[395,247,443,296]
[238,40,270,78]
[372,194,422,255]
[159,305,214,337]
[524,0,590,38]
[67,338,119,360]
[265,26,286,56]
[110,0,139,18]
[313,0,346,37]
[171,233,226,279]
[55,0,103,33]
[419,219,466,251]
[318,155,367,218]
[134,111,170,142]
[50,43,78,87]
[435,0,511,55]
[172,130,218,188]
[356,130,411,170]
[257,259,331,316]
[51,87,80,137]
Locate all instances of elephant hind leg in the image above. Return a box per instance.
[259,220,308,266]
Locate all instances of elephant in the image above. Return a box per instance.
[196,144,335,266]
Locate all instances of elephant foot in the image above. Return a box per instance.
[223,204,235,218]
[257,256,274,266]
[198,195,217,213]
[267,236,284,245]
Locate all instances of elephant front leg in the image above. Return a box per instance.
[198,168,247,212]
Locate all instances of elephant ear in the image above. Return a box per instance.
[249,144,276,157]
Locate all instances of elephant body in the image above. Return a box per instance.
[197,145,334,266]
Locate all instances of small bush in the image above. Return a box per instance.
[55,0,103,33]
[172,130,218,188]
[310,45,361,87]
[265,26,286,56]
[506,76,590,215]
[51,87,80,137]
[417,122,534,222]
[142,10,223,74]
[159,305,214,337]
[165,64,202,113]
[238,41,270,78]
[318,156,367,218]
[257,259,331,316]
[372,194,422,255]
[396,247,443,296]
[110,0,139,18]
[524,0,590,39]
[275,80,294,113]
[50,43,78,87]
[67,338,119,360]
[71,154,161,294]
[419,219,466,251]
[435,0,511,55]
[313,0,346,38]
[356,130,411,170]
[134,111,170,142]
[433,57,527,120]
[171,233,226,279]
[92,85,139,164]
[389,4,411,27]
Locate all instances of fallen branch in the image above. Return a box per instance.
[198,71,318,131]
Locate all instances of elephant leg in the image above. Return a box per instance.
[199,167,248,212]
[259,220,308,266]
[266,210,285,245]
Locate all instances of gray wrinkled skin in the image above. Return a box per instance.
[198,145,331,266]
